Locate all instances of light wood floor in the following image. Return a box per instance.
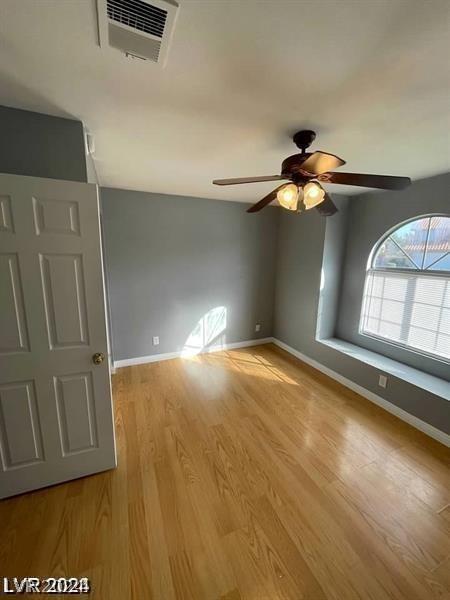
[1,344,449,599]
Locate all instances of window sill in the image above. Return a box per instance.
[318,337,450,401]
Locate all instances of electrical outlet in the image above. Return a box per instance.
[378,374,387,389]
[255,323,261,333]
[153,336,159,346]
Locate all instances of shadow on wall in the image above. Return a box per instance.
[181,306,227,357]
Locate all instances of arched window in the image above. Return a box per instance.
[360,215,450,362]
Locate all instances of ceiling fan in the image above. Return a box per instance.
[213,130,411,216]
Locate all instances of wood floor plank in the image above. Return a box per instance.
[254,495,328,599]
[1,344,449,599]
[324,481,442,600]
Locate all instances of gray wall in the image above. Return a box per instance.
[273,188,450,434]
[0,105,87,182]
[274,199,343,358]
[336,173,450,380]
[316,196,349,340]
[101,187,279,361]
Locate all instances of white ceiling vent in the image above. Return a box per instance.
[97,0,179,66]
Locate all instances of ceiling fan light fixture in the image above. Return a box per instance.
[214,130,411,215]
[277,183,299,211]
[303,181,325,209]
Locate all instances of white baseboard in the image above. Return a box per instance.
[113,337,273,369]
[272,338,450,448]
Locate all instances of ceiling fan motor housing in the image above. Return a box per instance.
[281,154,312,182]
[280,130,317,181]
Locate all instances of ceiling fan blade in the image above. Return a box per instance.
[315,193,338,216]
[213,175,286,186]
[299,151,346,176]
[247,184,286,213]
[318,172,411,190]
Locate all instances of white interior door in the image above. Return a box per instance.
[0,173,116,499]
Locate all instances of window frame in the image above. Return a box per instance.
[359,213,450,365]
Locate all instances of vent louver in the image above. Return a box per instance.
[107,0,167,38]
[97,0,179,66]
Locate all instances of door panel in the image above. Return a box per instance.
[0,195,14,232]
[54,372,98,456]
[0,380,44,469]
[32,196,80,236]
[0,173,116,498]
[40,253,89,348]
[0,253,30,353]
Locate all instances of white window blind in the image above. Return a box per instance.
[360,270,450,361]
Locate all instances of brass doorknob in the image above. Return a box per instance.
[92,352,105,365]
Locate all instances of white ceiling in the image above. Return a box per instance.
[0,0,449,202]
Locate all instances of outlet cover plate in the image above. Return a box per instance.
[378,374,388,389]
